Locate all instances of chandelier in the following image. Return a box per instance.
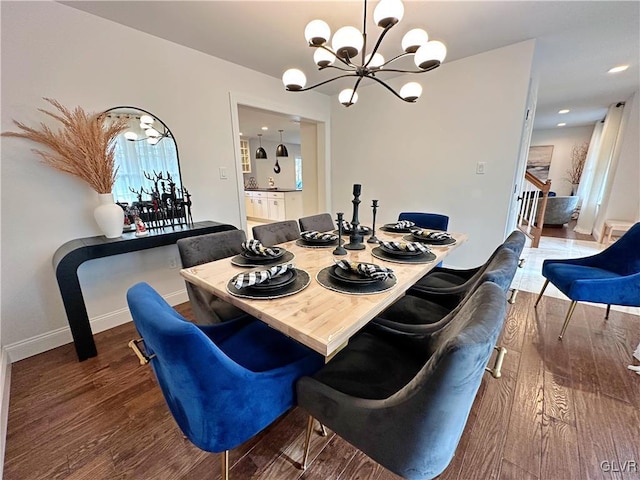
[122,114,171,145]
[282,0,446,107]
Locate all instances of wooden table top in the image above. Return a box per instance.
[181,230,467,358]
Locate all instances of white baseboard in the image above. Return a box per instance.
[5,289,188,363]
[0,348,11,480]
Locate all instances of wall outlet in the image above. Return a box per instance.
[476,162,486,174]
[168,257,178,269]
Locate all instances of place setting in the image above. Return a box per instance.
[231,239,295,267]
[226,262,310,300]
[380,220,416,234]
[316,259,397,295]
[371,240,437,264]
[403,229,457,246]
[296,230,339,249]
[334,220,371,236]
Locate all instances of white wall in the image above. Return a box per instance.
[531,125,595,196]
[597,91,640,229]
[246,138,301,190]
[0,1,330,356]
[330,41,535,268]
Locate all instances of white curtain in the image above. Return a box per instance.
[574,103,625,235]
[109,115,180,205]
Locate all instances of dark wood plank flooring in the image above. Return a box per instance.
[541,220,595,242]
[4,293,640,479]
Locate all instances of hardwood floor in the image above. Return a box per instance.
[541,220,595,242]
[4,293,640,480]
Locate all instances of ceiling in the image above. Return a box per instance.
[63,1,639,133]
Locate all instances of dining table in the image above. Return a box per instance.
[180,228,468,359]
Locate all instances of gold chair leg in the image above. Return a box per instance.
[534,279,549,308]
[301,415,314,471]
[319,422,327,437]
[221,450,229,480]
[558,301,578,340]
[605,304,611,319]
[508,288,518,305]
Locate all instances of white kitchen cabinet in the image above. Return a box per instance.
[245,190,303,221]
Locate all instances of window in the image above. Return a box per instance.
[295,156,303,190]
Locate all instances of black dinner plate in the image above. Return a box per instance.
[300,235,337,245]
[334,226,371,235]
[248,269,297,291]
[379,244,426,257]
[328,264,380,285]
[241,247,286,261]
[409,232,457,245]
[380,223,415,234]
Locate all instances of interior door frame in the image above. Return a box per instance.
[228,92,331,233]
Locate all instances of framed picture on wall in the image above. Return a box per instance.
[526,145,554,181]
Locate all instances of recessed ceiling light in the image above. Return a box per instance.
[261,126,268,131]
[608,65,629,73]
[557,122,566,127]
[239,132,243,136]
[558,109,570,114]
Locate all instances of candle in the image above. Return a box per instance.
[353,184,361,196]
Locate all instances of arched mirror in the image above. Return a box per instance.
[104,106,182,206]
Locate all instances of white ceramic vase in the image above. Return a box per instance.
[94,193,123,238]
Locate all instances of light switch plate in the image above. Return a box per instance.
[219,167,228,179]
[476,162,486,174]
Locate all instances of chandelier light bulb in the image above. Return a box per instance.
[145,128,161,138]
[414,40,447,70]
[305,19,331,46]
[139,115,154,127]
[339,88,359,106]
[365,52,385,68]
[402,28,429,53]
[400,82,422,102]
[282,68,307,90]
[373,0,405,28]
[147,137,160,145]
[124,131,138,141]
[314,48,336,67]
[332,26,364,60]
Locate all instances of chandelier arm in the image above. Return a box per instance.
[288,73,360,92]
[320,64,356,73]
[362,0,368,66]
[364,24,394,68]
[316,45,353,68]
[365,75,414,103]
[376,64,440,74]
[380,52,413,68]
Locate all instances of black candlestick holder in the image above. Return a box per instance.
[333,212,347,256]
[367,199,379,244]
[344,184,366,250]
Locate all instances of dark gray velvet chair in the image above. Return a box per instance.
[177,229,247,325]
[252,220,300,246]
[297,282,507,480]
[373,247,519,333]
[413,230,525,292]
[299,213,335,232]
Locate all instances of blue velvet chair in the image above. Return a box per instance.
[534,222,640,339]
[296,282,508,480]
[126,282,324,479]
[398,212,449,231]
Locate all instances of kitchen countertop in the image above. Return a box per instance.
[244,188,302,192]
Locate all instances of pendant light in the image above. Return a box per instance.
[256,133,267,159]
[275,130,289,157]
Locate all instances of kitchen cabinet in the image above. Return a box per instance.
[244,190,303,221]
[240,140,251,173]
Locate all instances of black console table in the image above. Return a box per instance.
[53,221,236,361]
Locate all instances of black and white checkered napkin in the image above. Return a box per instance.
[232,263,294,289]
[414,230,452,240]
[380,241,431,253]
[340,221,366,232]
[390,220,415,230]
[241,239,278,257]
[301,230,338,241]
[334,260,395,281]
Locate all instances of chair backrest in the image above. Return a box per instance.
[126,282,258,453]
[252,220,300,246]
[177,229,246,324]
[299,213,335,232]
[502,230,526,256]
[398,212,449,231]
[339,283,507,480]
[592,222,640,276]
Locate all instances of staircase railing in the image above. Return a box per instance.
[517,172,552,248]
